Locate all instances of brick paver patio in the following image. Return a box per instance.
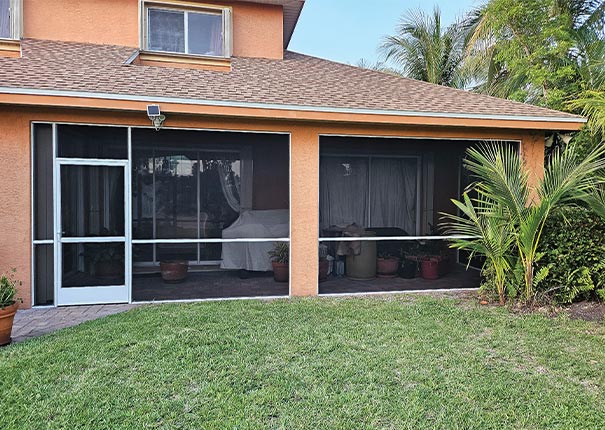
[10,304,140,344]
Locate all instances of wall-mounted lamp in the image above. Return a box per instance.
[147,104,166,131]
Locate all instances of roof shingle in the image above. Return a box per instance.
[0,39,582,121]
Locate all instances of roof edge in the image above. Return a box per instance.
[0,86,587,126]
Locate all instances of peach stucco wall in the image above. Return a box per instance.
[0,105,546,308]
[23,0,284,59]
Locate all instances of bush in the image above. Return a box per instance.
[0,269,21,309]
[538,207,605,303]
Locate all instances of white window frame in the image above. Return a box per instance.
[0,0,22,40]
[141,1,232,58]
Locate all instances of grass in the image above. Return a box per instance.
[1,297,604,429]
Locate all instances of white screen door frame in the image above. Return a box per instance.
[54,158,131,306]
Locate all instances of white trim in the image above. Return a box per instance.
[133,295,289,304]
[318,236,476,242]
[289,131,293,296]
[56,158,128,166]
[1,87,587,124]
[52,124,59,306]
[318,287,479,298]
[127,127,133,303]
[60,236,126,244]
[132,238,290,244]
[56,161,130,306]
[30,122,35,305]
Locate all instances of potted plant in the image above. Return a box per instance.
[268,242,289,282]
[160,260,189,283]
[376,251,400,278]
[418,239,452,280]
[420,256,441,280]
[0,269,21,346]
[399,255,417,279]
[81,244,124,279]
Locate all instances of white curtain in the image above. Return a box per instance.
[217,161,240,213]
[370,158,417,234]
[320,157,368,229]
[320,156,417,233]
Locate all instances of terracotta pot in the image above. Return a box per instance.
[0,302,19,346]
[160,260,189,283]
[421,257,441,280]
[318,258,330,282]
[272,262,289,283]
[95,261,123,279]
[376,257,400,278]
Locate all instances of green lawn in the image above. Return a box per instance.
[1,297,604,429]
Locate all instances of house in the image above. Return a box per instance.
[0,0,585,308]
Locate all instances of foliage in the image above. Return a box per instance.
[443,142,605,304]
[465,0,605,110]
[268,242,289,264]
[538,207,605,302]
[379,6,472,87]
[2,298,605,428]
[443,193,515,305]
[81,243,125,264]
[0,269,21,309]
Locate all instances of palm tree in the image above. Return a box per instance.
[465,0,605,107]
[444,193,515,305]
[443,142,605,303]
[380,6,471,87]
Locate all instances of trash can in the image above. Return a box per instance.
[346,231,377,280]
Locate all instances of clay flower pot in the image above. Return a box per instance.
[421,257,441,280]
[160,260,189,283]
[0,302,19,346]
[376,257,400,278]
[95,261,123,279]
[272,262,289,283]
[318,258,330,282]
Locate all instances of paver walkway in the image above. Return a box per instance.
[11,304,140,344]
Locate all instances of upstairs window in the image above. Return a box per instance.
[143,2,231,58]
[0,0,21,40]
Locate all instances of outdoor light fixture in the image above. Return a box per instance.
[147,104,166,131]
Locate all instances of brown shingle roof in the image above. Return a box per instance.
[0,39,583,121]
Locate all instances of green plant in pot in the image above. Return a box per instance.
[399,246,418,279]
[269,242,289,282]
[81,243,124,279]
[376,251,400,278]
[0,269,22,346]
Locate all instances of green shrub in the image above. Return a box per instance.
[538,207,605,303]
[0,269,21,309]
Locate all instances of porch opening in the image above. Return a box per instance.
[317,136,518,294]
[130,129,290,302]
[32,124,290,306]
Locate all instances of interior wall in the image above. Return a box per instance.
[252,141,289,210]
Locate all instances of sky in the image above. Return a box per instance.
[289,0,479,66]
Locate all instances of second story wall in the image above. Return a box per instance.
[23,0,284,59]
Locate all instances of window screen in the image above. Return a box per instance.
[0,0,10,39]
